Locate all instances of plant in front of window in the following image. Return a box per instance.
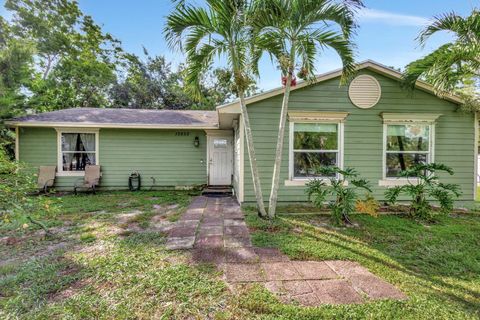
[306,167,372,225]
[384,163,461,220]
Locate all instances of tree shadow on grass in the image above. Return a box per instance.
[249,214,480,314]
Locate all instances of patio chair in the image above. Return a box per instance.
[74,165,101,195]
[37,166,57,193]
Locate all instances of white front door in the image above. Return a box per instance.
[208,135,233,185]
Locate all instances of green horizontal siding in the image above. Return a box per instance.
[19,127,207,190]
[243,70,476,204]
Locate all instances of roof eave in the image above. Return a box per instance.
[5,121,219,130]
[216,60,464,113]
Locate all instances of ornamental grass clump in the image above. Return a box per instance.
[306,167,371,225]
[384,163,461,220]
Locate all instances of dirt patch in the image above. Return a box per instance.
[48,278,92,302]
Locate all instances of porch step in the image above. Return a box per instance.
[202,186,233,197]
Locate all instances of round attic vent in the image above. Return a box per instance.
[348,75,381,109]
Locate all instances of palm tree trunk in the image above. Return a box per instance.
[268,68,293,218]
[238,91,267,217]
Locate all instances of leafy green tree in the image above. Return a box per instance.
[385,163,461,220]
[0,146,56,232]
[165,0,268,216]
[306,167,371,225]
[404,9,479,111]
[253,0,360,218]
[0,17,34,156]
[5,0,125,110]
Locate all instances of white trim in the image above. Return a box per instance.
[287,119,344,184]
[217,60,463,113]
[284,179,349,186]
[378,178,420,187]
[15,127,19,161]
[56,128,100,177]
[474,113,479,199]
[382,113,443,124]
[381,121,435,182]
[6,121,218,130]
[239,115,245,202]
[204,129,233,136]
[288,111,349,122]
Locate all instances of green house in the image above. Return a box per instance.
[7,61,478,205]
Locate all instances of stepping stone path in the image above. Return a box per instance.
[166,196,407,306]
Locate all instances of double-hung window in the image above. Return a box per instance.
[381,114,440,182]
[57,129,99,175]
[385,123,431,177]
[287,113,346,184]
[292,123,340,178]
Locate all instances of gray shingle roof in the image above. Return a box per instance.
[9,108,219,128]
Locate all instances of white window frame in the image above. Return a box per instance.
[380,116,439,186]
[286,119,344,186]
[56,128,100,177]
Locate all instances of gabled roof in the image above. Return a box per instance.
[217,60,463,114]
[6,107,219,129]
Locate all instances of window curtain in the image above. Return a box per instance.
[79,133,96,165]
[62,133,78,151]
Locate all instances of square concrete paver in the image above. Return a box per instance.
[325,260,371,278]
[168,226,197,238]
[262,262,302,281]
[179,213,203,221]
[225,247,259,263]
[198,225,223,237]
[347,274,407,300]
[254,248,290,262]
[202,217,224,226]
[224,219,247,227]
[290,292,320,306]
[195,235,223,248]
[192,248,225,265]
[224,226,250,238]
[292,261,339,280]
[166,236,195,250]
[308,279,364,305]
[283,280,313,296]
[223,263,265,282]
[224,236,252,248]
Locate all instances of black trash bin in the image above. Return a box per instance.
[128,171,141,191]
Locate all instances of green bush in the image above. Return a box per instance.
[384,163,461,220]
[0,146,55,230]
[306,167,371,225]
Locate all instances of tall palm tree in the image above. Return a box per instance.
[404,10,480,102]
[165,0,268,216]
[253,0,360,218]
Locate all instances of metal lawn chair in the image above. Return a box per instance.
[37,166,56,193]
[74,165,101,195]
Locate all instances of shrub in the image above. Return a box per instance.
[306,167,371,225]
[384,163,461,220]
[355,193,380,217]
[0,146,55,230]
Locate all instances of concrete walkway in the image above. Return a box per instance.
[166,196,406,306]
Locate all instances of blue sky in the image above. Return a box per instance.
[1,0,477,90]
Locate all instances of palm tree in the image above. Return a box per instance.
[165,0,268,216]
[253,0,360,218]
[404,10,480,104]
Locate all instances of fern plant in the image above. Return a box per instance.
[384,163,461,220]
[306,167,371,225]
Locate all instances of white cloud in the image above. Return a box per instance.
[358,8,429,27]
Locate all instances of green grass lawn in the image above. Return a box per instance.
[1,192,479,319]
[245,211,480,319]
